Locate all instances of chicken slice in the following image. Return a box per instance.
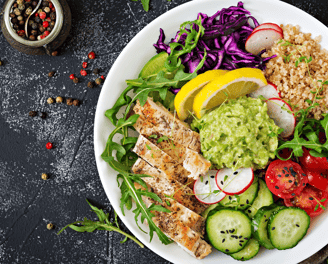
[133,98,201,152]
[132,158,207,215]
[133,135,194,185]
[134,117,211,179]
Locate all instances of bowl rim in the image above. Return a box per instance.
[4,0,63,47]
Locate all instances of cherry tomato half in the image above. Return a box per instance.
[304,168,328,192]
[299,148,328,172]
[265,159,308,199]
[284,185,328,217]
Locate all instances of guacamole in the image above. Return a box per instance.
[192,96,279,170]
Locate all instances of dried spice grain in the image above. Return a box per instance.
[29,111,37,117]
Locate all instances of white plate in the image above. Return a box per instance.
[94,0,328,263]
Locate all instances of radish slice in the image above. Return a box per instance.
[253,23,283,34]
[266,98,296,138]
[216,168,254,195]
[245,28,283,55]
[268,82,281,98]
[249,82,281,99]
[194,170,226,204]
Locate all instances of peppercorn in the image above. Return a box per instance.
[50,21,55,27]
[39,11,46,19]
[46,142,53,149]
[88,51,96,60]
[101,75,105,80]
[51,51,58,56]
[13,3,18,8]
[44,31,50,37]
[73,77,79,84]
[43,21,49,28]
[17,30,25,37]
[56,96,63,103]
[39,25,45,33]
[66,98,73,106]
[32,1,38,7]
[44,7,50,13]
[29,111,37,117]
[17,0,24,4]
[93,68,100,75]
[47,97,54,104]
[47,27,52,32]
[26,7,32,15]
[9,13,16,18]
[42,1,49,7]
[11,17,18,24]
[47,223,54,230]
[14,8,21,16]
[69,74,75,80]
[29,35,36,41]
[17,15,23,21]
[35,16,41,23]
[50,12,56,20]
[82,62,88,69]
[40,112,47,119]
[31,29,38,36]
[87,81,94,88]
[95,78,103,85]
[13,24,19,30]
[41,173,49,180]
[80,69,87,76]
[19,20,25,26]
[18,4,25,11]
[48,71,55,77]
[73,99,80,106]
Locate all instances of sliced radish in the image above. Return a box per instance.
[249,82,281,99]
[266,98,296,138]
[268,81,281,97]
[245,28,283,55]
[193,170,226,204]
[216,168,254,195]
[253,23,283,34]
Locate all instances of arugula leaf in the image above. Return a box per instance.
[58,200,144,247]
[140,0,150,11]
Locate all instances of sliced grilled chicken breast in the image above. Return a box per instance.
[132,158,207,215]
[134,98,201,152]
[134,117,211,179]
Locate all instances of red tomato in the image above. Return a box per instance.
[304,168,328,192]
[265,160,308,199]
[284,185,328,217]
[299,147,328,172]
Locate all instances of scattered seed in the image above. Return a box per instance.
[244,237,248,240]
[229,196,232,200]
[294,182,298,186]
[93,68,100,75]
[264,215,266,217]
[48,71,55,77]
[220,231,225,234]
[278,174,281,177]
[56,96,63,103]
[220,181,224,185]
[40,112,47,119]
[265,219,268,222]
[73,99,80,106]
[275,186,279,189]
[51,51,58,56]
[73,77,79,83]
[303,183,305,186]
[240,204,244,207]
[302,173,306,176]
[241,257,244,261]
[282,170,285,174]
[284,167,288,171]
[239,243,242,247]
[292,193,295,196]
[41,173,49,180]
[285,174,290,177]
[222,239,225,243]
[240,240,244,243]
[47,97,54,104]
[87,81,94,88]
[272,227,275,230]
[233,171,238,175]
[231,229,235,233]
[239,236,242,239]
[29,111,37,117]
[47,223,54,230]
[247,209,251,213]
[288,180,292,183]
[205,181,208,185]
[225,249,229,252]
[296,224,300,227]
[246,199,249,204]
[210,175,215,179]
[66,98,73,106]
[95,78,103,85]
[309,197,314,200]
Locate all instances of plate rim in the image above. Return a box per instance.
[94,0,328,263]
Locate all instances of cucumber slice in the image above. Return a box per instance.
[268,207,310,250]
[230,238,260,261]
[246,179,273,218]
[139,52,169,79]
[252,204,283,249]
[206,209,252,254]
[220,177,259,210]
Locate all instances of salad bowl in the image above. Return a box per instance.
[94,0,328,263]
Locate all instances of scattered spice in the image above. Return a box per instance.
[95,78,102,85]
[29,110,37,117]
[48,71,55,77]
[47,97,54,104]
[47,223,54,230]
[56,96,63,103]
[93,68,100,75]
[101,75,105,80]
[66,98,73,106]
[88,51,96,59]
[69,74,75,80]
[73,99,80,106]
[41,173,49,180]
[87,81,94,88]
[73,77,79,84]
[80,69,87,76]
[82,62,88,69]
[0,60,3,66]
[46,142,53,149]
[51,50,58,56]
[40,112,47,119]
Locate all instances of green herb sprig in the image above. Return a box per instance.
[132,0,172,12]
[58,200,144,247]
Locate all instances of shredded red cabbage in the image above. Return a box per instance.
[154,1,276,94]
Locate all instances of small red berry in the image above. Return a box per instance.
[80,69,87,76]
[43,21,49,28]
[82,62,88,69]
[51,7,55,12]
[46,17,51,22]
[44,31,50,37]
[35,12,39,17]
[46,142,53,149]
[101,75,105,80]
[40,35,45,39]
[39,12,46,19]
[88,51,96,60]
[49,2,53,8]
[69,74,75,80]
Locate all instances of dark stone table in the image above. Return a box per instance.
[0,0,327,263]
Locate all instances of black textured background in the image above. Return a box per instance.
[0,0,327,263]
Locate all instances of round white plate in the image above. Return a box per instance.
[94,0,328,263]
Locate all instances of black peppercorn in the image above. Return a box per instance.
[13,3,18,8]
[13,24,19,30]
[31,29,38,36]
[93,68,100,75]
[11,18,18,24]
[29,111,37,117]
[66,98,73,106]
[32,1,38,7]
[9,13,16,18]
[31,22,38,29]
[19,20,25,26]
[47,27,52,32]
[87,81,94,88]
[42,1,49,7]
[51,51,58,56]
[50,12,56,20]
[48,71,55,77]
[35,16,41,23]
[95,78,103,85]
[39,25,45,33]
[29,35,36,41]
[40,112,47,119]
[50,21,55,27]
[73,99,80,106]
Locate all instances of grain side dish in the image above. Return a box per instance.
[263,24,328,119]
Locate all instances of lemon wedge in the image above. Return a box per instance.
[174,70,228,120]
[193,68,267,118]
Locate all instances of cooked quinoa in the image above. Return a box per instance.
[262,24,328,119]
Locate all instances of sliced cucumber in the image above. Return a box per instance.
[268,207,310,250]
[206,209,252,254]
[252,204,283,249]
[246,179,273,218]
[230,238,260,261]
[220,177,259,210]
